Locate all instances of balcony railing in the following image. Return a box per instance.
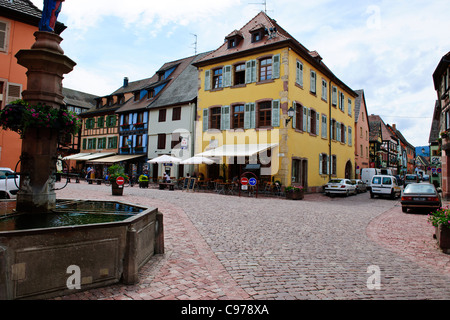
[119,146,147,155]
[119,123,147,132]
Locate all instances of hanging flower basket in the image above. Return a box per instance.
[0,99,81,137]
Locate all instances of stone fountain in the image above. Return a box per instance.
[0,1,163,300]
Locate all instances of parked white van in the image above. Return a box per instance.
[370,175,401,199]
[361,168,393,190]
[0,167,20,199]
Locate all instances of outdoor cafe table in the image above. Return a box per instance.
[216,182,235,195]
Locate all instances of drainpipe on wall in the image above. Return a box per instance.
[328,79,333,181]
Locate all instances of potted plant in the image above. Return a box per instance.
[285,185,304,200]
[108,164,128,195]
[138,174,149,188]
[428,207,450,253]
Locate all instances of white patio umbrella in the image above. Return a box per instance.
[147,155,182,163]
[180,156,216,165]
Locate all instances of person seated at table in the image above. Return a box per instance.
[163,172,171,183]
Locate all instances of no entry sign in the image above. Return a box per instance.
[116,176,125,185]
[240,177,249,185]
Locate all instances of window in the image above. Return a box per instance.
[296,61,303,87]
[310,109,318,135]
[137,112,144,124]
[171,133,181,149]
[234,63,246,86]
[319,153,328,175]
[332,155,337,175]
[348,127,352,146]
[107,136,118,149]
[97,137,106,149]
[348,98,352,116]
[321,79,327,101]
[85,118,95,129]
[172,107,181,121]
[6,83,21,104]
[251,30,263,43]
[294,103,303,131]
[0,81,4,107]
[157,134,166,149]
[213,68,223,89]
[330,119,336,140]
[321,114,327,138]
[134,91,140,101]
[0,21,8,52]
[232,105,245,129]
[332,86,337,106]
[106,115,116,127]
[259,58,272,81]
[339,92,345,112]
[310,71,316,94]
[210,107,221,130]
[158,109,166,122]
[97,116,104,128]
[258,101,272,127]
[87,138,96,149]
[147,89,155,99]
[228,38,237,49]
[135,135,143,147]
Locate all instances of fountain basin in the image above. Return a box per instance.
[0,199,164,300]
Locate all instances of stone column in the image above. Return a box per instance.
[14,31,76,213]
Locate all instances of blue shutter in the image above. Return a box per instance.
[203,109,208,132]
[244,103,251,129]
[221,105,230,130]
[204,70,211,91]
[224,65,232,87]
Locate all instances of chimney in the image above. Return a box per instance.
[123,77,129,87]
[392,124,396,131]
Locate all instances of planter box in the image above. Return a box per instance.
[436,225,450,253]
[111,181,124,196]
[286,191,304,200]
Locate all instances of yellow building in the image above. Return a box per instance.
[193,12,357,192]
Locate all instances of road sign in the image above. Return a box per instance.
[249,177,257,186]
[116,176,125,185]
[241,177,249,185]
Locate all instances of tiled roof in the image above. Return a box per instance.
[0,0,66,33]
[62,87,98,110]
[195,11,356,97]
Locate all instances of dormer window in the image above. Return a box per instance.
[225,30,243,49]
[134,91,140,101]
[96,99,103,108]
[249,24,266,43]
[147,89,155,99]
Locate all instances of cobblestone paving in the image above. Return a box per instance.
[54,182,450,300]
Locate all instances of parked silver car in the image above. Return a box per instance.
[324,179,357,197]
[0,167,20,199]
[351,179,367,193]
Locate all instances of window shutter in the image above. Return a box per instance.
[326,155,333,174]
[292,102,297,129]
[204,70,211,91]
[348,127,352,146]
[296,61,303,86]
[307,108,311,133]
[319,154,323,175]
[271,100,280,127]
[92,138,97,149]
[202,109,208,131]
[344,125,347,143]
[336,122,341,141]
[221,105,230,130]
[273,54,280,79]
[82,139,87,150]
[302,106,307,132]
[316,112,320,135]
[223,65,232,87]
[6,83,21,103]
[332,87,337,105]
[250,103,255,128]
[245,60,257,83]
[348,98,352,116]
[244,103,251,129]
[310,71,316,93]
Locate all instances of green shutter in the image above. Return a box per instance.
[273,54,280,79]
[302,106,307,132]
[244,103,251,129]
[203,109,209,132]
[316,112,320,135]
[223,65,232,87]
[245,61,252,84]
[221,105,230,130]
[204,70,211,91]
[319,154,323,174]
[250,103,255,129]
[82,138,87,150]
[271,100,280,127]
[307,108,311,133]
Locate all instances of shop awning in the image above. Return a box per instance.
[63,153,92,160]
[69,152,116,161]
[197,144,278,157]
[90,154,144,163]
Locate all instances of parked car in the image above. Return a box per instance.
[401,183,441,213]
[324,179,357,197]
[404,174,419,187]
[0,167,20,199]
[370,175,401,199]
[361,168,393,191]
[351,179,367,193]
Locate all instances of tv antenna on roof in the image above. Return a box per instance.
[249,0,268,13]
[191,34,198,55]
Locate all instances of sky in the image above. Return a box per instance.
[29,0,450,148]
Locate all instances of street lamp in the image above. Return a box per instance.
[285,107,295,126]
